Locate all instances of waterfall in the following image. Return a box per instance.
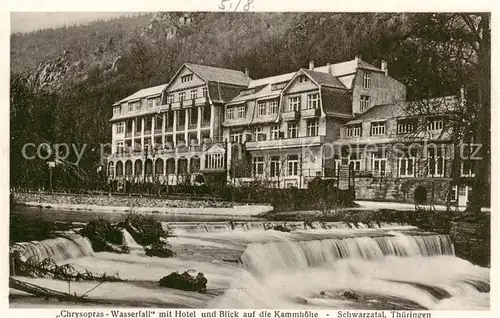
[12,234,94,262]
[241,234,455,276]
[121,229,143,251]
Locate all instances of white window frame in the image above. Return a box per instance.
[399,156,416,178]
[271,125,280,140]
[370,121,386,136]
[372,153,387,176]
[363,72,371,89]
[226,107,235,120]
[253,126,266,141]
[299,75,309,83]
[427,118,444,132]
[397,119,415,134]
[427,150,445,177]
[270,156,281,178]
[116,122,125,134]
[345,125,361,138]
[181,74,193,83]
[269,101,279,114]
[257,102,267,117]
[237,105,245,119]
[206,153,224,169]
[288,122,299,138]
[202,87,208,97]
[113,106,121,116]
[147,98,154,108]
[190,89,198,100]
[287,155,299,176]
[307,119,319,137]
[178,92,186,101]
[461,160,475,177]
[349,153,362,171]
[116,140,124,153]
[360,95,370,111]
[167,94,174,104]
[289,96,301,112]
[253,156,265,176]
[307,93,320,109]
[230,131,242,143]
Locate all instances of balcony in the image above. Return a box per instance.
[195,96,209,105]
[282,110,300,121]
[246,135,325,150]
[125,132,133,138]
[301,107,321,118]
[144,129,152,136]
[154,129,162,135]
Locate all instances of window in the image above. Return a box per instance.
[461,160,475,177]
[166,112,174,128]
[167,94,174,104]
[253,127,266,141]
[189,108,198,126]
[128,102,135,113]
[230,131,242,143]
[307,93,320,109]
[116,122,125,134]
[181,74,193,83]
[271,125,280,140]
[427,118,444,132]
[226,107,235,120]
[287,155,299,176]
[113,106,121,116]
[289,96,301,111]
[307,119,319,137]
[205,153,224,169]
[399,151,418,177]
[363,72,371,89]
[253,156,265,176]
[240,89,256,96]
[271,82,287,91]
[345,125,361,138]
[148,98,154,108]
[270,156,281,177]
[449,186,457,202]
[370,121,386,136]
[116,140,124,154]
[397,118,416,134]
[190,89,198,100]
[202,87,208,97]
[237,105,245,119]
[134,118,142,133]
[179,92,186,101]
[288,122,299,138]
[257,102,267,117]
[178,110,186,127]
[428,149,445,177]
[372,153,387,176]
[299,75,309,83]
[360,95,370,111]
[349,153,361,171]
[269,101,279,114]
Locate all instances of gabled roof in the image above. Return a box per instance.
[301,69,347,89]
[314,58,383,76]
[184,63,251,86]
[115,84,167,105]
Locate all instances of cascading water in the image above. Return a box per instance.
[121,229,143,251]
[11,234,94,262]
[212,234,489,310]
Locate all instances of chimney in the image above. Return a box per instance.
[309,60,315,71]
[244,67,250,77]
[355,55,361,64]
[381,60,388,76]
[327,63,332,74]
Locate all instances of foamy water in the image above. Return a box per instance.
[10,222,490,309]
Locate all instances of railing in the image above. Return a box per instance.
[246,135,325,150]
[282,110,300,121]
[301,107,321,118]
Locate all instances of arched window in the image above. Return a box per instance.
[116,161,123,176]
[155,158,164,175]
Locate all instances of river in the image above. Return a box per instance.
[9,206,490,310]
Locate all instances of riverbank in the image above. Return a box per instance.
[11,192,273,217]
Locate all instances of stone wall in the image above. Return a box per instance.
[354,177,452,205]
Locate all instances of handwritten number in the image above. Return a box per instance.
[219,0,229,10]
[244,0,253,11]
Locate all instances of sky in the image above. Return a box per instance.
[10,12,139,33]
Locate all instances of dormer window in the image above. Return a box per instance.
[363,72,371,89]
[269,101,279,114]
[345,124,361,138]
[427,117,444,132]
[147,97,160,108]
[128,101,140,112]
[360,95,371,111]
[370,121,386,136]
[299,75,309,83]
[237,105,245,118]
[397,118,417,134]
[113,106,121,116]
[226,107,235,120]
[181,74,193,83]
[257,102,267,117]
[240,88,256,96]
